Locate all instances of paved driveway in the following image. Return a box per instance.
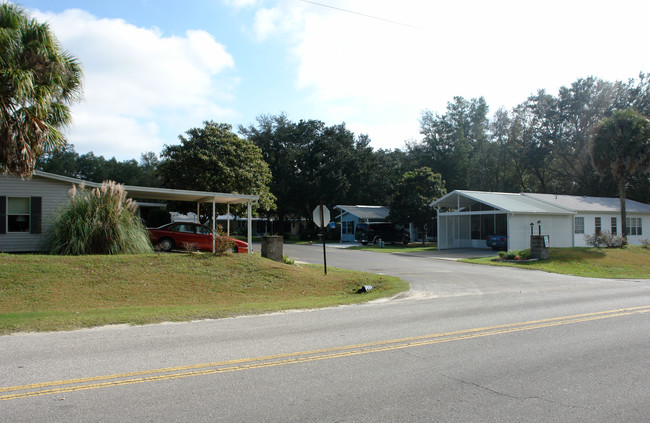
[280,243,644,299]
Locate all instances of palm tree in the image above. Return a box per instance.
[591,109,650,241]
[0,3,83,177]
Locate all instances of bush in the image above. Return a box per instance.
[641,238,649,249]
[45,181,154,255]
[212,225,236,256]
[498,249,532,260]
[584,232,625,248]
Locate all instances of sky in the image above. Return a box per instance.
[14,0,650,161]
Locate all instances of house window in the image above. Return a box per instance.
[611,217,617,235]
[7,197,30,232]
[595,217,601,235]
[342,221,354,234]
[1,196,41,234]
[626,218,642,236]
[574,217,584,234]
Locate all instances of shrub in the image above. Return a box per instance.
[498,249,531,260]
[212,225,236,256]
[641,238,650,249]
[45,181,154,255]
[584,232,625,248]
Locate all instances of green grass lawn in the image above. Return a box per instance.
[461,246,650,279]
[348,242,438,253]
[0,253,408,335]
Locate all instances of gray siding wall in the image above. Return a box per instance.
[0,174,74,252]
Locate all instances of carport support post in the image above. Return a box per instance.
[212,199,216,254]
[247,201,253,253]
[227,203,231,236]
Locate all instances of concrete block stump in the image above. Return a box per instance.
[530,235,550,260]
[261,235,283,262]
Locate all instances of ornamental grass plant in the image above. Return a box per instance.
[45,181,153,255]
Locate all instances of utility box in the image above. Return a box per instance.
[261,235,283,262]
[530,235,550,260]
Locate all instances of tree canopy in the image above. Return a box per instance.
[591,108,650,238]
[388,167,446,231]
[0,3,83,177]
[157,121,276,217]
[240,114,405,223]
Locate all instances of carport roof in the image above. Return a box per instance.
[334,205,389,220]
[432,190,574,215]
[34,170,258,204]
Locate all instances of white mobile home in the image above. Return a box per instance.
[432,190,650,250]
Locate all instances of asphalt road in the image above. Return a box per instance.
[1,245,648,422]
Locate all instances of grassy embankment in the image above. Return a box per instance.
[461,246,650,279]
[0,253,408,335]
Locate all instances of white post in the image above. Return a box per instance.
[212,199,216,253]
[227,203,231,236]
[436,207,440,250]
[247,201,253,253]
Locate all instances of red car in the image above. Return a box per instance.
[148,222,248,253]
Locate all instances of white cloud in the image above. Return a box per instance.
[223,0,260,8]
[248,0,650,149]
[32,8,237,159]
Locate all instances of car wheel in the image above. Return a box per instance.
[230,245,238,254]
[158,238,174,252]
[361,241,368,245]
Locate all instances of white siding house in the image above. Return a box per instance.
[432,190,650,250]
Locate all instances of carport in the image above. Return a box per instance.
[23,171,259,254]
[431,190,574,250]
[121,184,259,253]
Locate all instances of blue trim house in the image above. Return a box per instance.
[334,205,389,242]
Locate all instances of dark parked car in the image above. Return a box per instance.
[148,222,248,253]
[486,234,507,250]
[355,222,410,245]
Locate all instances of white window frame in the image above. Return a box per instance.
[574,216,584,234]
[625,217,642,236]
[7,196,30,233]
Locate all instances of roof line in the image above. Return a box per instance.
[33,170,259,203]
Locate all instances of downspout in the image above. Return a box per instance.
[571,213,575,247]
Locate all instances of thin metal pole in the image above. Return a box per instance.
[320,201,327,275]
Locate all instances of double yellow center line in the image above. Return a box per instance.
[2,305,649,401]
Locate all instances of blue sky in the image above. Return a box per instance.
[15,0,650,160]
